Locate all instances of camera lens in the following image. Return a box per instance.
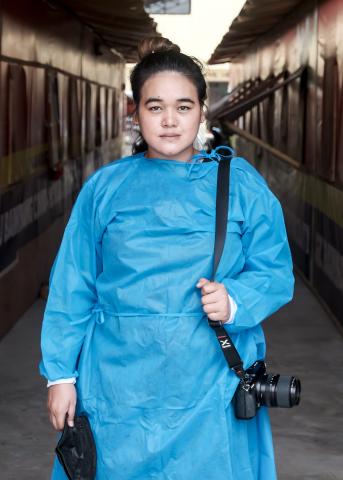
[258,374,301,408]
[279,375,301,407]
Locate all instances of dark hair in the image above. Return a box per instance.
[130,37,207,154]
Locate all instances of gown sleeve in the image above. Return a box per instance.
[222,172,294,334]
[39,176,102,381]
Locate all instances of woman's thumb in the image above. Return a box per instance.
[196,277,209,288]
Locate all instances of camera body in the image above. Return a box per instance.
[233,360,301,420]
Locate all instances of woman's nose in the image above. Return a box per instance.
[161,110,177,127]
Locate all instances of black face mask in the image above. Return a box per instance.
[55,415,97,480]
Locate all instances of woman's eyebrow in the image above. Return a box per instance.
[144,97,163,105]
[177,98,195,104]
[144,97,196,105]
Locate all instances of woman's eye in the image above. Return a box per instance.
[149,106,162,111]
[178,105,191,111]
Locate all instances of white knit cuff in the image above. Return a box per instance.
[222,294,237,324]
[47,377,76,388]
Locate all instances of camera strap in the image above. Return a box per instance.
[207,155,245,380]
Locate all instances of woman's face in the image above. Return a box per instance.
[136,71,204,162]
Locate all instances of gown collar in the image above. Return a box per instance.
[187,145,235,179]
[140,145,235,180]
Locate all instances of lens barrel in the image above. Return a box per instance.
[258,374,301,408]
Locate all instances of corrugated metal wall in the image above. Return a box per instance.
[215,0,343,324]
[0,0,125,337]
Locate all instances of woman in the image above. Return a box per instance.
[40,37,294,479]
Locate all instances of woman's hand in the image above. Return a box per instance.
[47,383,77,431]
[196,277,231,323]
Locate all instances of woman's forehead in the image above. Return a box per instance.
[141,71,198,99]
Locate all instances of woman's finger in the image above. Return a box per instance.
[49,403,67,431]
[207,311,224,321]
[55,410,67,431]
[196,277,209,288]
[49,412,61,431]
[67,401,76,427]
[48,412,55,429]
[200,281,223,295]
[201,290,221,305]
[202,302,221,314]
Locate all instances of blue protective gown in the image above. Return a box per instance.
[39,147,294,479]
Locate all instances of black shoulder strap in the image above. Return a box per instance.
[207,158,245,380]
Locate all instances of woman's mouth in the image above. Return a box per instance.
[160,134,181,140]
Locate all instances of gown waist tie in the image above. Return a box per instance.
[90,304,206,325]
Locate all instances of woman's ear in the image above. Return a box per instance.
[132,106,139,124]
[200,106,206,123]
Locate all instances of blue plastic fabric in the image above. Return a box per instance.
[39,146,294,479]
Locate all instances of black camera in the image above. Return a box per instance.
[233,360,301,420]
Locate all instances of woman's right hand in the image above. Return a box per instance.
[47,383,77,431]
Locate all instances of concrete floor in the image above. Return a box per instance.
[0,273,342,479]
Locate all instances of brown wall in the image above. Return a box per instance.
[0,210,68,339]
[0,0,125,338]
[219,0,343,323]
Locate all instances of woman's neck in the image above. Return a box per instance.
[146,146,201,163]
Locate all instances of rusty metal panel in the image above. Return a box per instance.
[210,0,343,323]
[68,77,82,159]
[1,0,84,75]
[1,0,157,65]
[25,66,46,169]
[0,0,133,336]
[316,0,343,182]
[209,0,305,64]
[0,0,126,189]
[59,0,159,62]
[0,61,9,182]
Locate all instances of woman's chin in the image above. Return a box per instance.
[151,142,195,159]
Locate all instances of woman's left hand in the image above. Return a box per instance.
[196,277,230,323]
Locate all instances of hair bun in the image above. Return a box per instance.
[138,36,181,60]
